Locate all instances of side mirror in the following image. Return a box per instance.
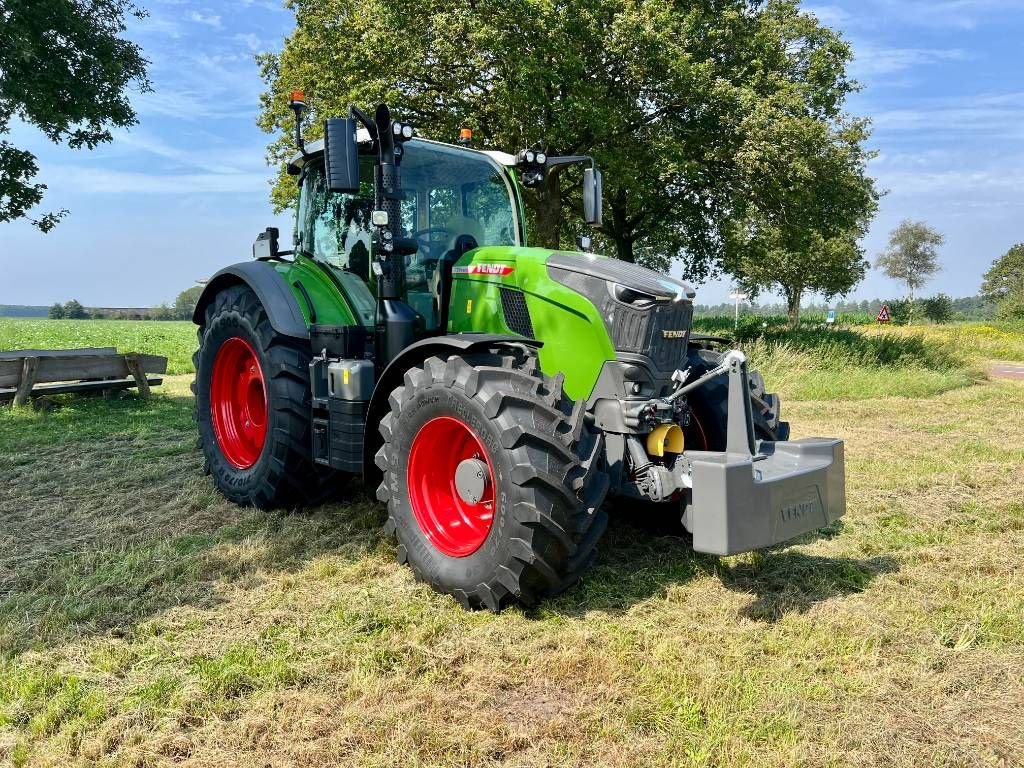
[323,117,360,193]
[253,227,279,260]
[583,167,603,226]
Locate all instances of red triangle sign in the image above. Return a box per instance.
[877,305,891,323]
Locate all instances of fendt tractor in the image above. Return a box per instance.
[192,94,846,611]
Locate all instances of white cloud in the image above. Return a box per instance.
[233,32,263,52]
[49,165,270,195]
[187,10,222,29]
[850,46,970,77]
[871,91,1024,138]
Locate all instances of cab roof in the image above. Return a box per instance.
[288,131,518,175]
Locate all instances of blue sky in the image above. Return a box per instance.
[2,0,1023,307]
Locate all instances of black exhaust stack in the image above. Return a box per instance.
[365,104,418,367]
[321,102,419,367]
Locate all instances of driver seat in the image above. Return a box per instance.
[430,217,482,331]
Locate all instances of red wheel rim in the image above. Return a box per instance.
[210,337,268,469]
[689,412,709,451]
[407,416,496,557]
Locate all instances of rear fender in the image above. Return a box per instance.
[193,262,309,339]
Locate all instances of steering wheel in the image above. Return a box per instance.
[411,226,452,262]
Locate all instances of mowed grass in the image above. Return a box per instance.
[0,318,196,375]
[1,329,1023,766]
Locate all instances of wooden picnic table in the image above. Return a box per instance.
[0,348,167,406]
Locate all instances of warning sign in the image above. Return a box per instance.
[876,305,891,323]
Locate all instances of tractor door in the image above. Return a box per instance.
[296,156,377,326]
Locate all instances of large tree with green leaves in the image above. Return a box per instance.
[258,0,871,278]
[981,243,1024,319]
[0,0,149,231]
[721,78,878,328]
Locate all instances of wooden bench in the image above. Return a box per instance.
[0,348,168,406]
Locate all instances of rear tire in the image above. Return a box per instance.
[193,284,332,508]
[375,348,609,611]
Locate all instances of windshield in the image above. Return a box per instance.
[398,140,519,248]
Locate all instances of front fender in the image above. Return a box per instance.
[193,261,309,339]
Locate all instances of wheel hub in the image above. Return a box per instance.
[407,416,496,557]
[454,458,490,505]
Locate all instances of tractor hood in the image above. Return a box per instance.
[546,252,696,304]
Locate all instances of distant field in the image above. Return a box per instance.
[0,318,196,375]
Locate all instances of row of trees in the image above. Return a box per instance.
[696,293,990,323]
[47,286,203,321]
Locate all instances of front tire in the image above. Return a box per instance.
[684,347,789,450]
[193,285,328,508]
[375,349,609,611]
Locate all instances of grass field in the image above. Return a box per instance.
[1,324,1023,767]
[0,319,196,375]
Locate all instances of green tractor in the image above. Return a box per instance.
[192,96,845,611]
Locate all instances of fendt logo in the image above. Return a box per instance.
[780,495,822,523]
[662,330,687,339]
[452,264,515,276]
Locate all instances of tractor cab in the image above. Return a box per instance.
[289,137,524,333]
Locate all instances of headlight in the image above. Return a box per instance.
[536,152,547,164]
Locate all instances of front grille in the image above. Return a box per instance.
[612,299,693,372]
[499,287,535,338]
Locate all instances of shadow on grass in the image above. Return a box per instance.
[0,392,385,658]
[550,511,898,621]
[719,550,899,621]
[4,390,895,650]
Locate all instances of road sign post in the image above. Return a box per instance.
[729,291,749,331]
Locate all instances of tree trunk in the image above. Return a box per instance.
[786,288,802,330]
[614,237,635,263]
[525,169,563,250]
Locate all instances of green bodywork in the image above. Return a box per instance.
[275,254,375,328]
[274,244,615,402]
[447,246,615,401]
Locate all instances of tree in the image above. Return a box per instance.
[981,243,1024,320]
[172,285,204,320]
[62,299,88,319]
[875,220,944,324]
[883,297,914,326]
[721,93,878,328]
[0,1,150,231]
[48,302,65,319]
[920,293,953,325]
[258,0,864,277]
